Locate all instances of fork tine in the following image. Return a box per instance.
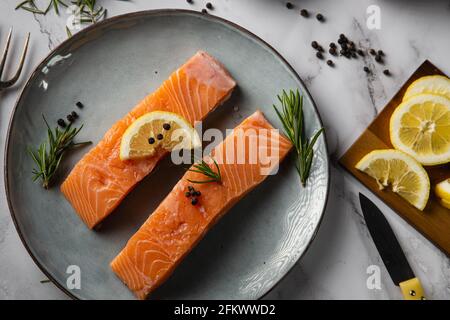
[0,28,13,79]
[0,32,30,88]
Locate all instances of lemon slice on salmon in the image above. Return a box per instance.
[390,94,450,166]
[120,111,201,160]
[403,75,450,101]
[356,149,430,210]
[435,178,450,209]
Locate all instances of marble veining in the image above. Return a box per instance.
[0,0,449,299]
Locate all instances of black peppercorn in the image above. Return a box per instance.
[157,133,164,140]
[329,47,336,55]
[337,38,343,45]
[364,66,370,73]
[329,42,336,48]
[286,2,293,9]
[383,69,391,76]
[351,52,357,58]
[300,9,309,17]
[201,8,207,13]
[206,2,213,9]
[369,49,376,55]
[317,45,324,52]
[311,41,318,49]
[316,51,323,59]
[195,190,201,196]
[71,111,78,118]
[357,49,364,56]
[375,55,383,63]
[339,33,346,39]
[316,13,324,22]
[57,119,66,128]
[67,114,74,122]
[185,191,191,197]
[378,50,384,56]
[186,0,193,3]
[148,137,155,144]
[188,186,194,191]
[326,60,334,67]
[76,101,83,109]
[191,197,198,205]
[163,123,171,130]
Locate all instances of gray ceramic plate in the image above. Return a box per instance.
[5,10,329,300]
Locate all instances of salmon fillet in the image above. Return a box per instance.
[111,111,292,299]
[61,51,236,229]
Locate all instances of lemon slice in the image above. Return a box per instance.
[403,75,450,101]
[355,149,430,210]
[120,111,201,160]
[435,178,450,209]
[390,94,450,166]
[439,198,450,209]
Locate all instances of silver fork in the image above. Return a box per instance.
[0,28,30,91]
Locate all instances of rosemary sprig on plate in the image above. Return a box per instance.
[273,89,324,187]
[28,116,91,189]
[187,157,222,184]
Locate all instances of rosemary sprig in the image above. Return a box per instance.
[16,0,67,15]
[28,116,91,189]
[15,0,45,14]
[15,0,109,21]
[71,0,107,24]
[273,89,324,187]
[66,25,73,37]
[187,157,222,184]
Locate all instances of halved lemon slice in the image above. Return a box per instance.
[390,94,450,166]
[120,111,201,160]
[403,75,450,101]
[435,178,450,209]
[355,149,430,210]
[439,199,450,209]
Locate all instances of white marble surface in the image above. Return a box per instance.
[0,0,449,300]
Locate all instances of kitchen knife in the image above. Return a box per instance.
[359,193,426,300]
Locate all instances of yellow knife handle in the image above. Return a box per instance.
[399,278,426,300]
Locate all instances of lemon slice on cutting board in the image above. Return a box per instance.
[355,149,430,210]
[120,111,201,160]
[403,75,450,101]
[435,178,450,209]
[390,94,450,166]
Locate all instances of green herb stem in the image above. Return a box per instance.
[187,157,222,184]
[273,89,324,187]
[28,115,91,189]
[15,0,112,24]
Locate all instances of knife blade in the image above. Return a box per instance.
[359,193,426,300]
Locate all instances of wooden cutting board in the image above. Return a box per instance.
[339,60,450,256]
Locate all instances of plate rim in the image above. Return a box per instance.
[4,9,330,300]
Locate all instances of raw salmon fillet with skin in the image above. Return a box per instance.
[111,111,292,299]
[61,51,236,229]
